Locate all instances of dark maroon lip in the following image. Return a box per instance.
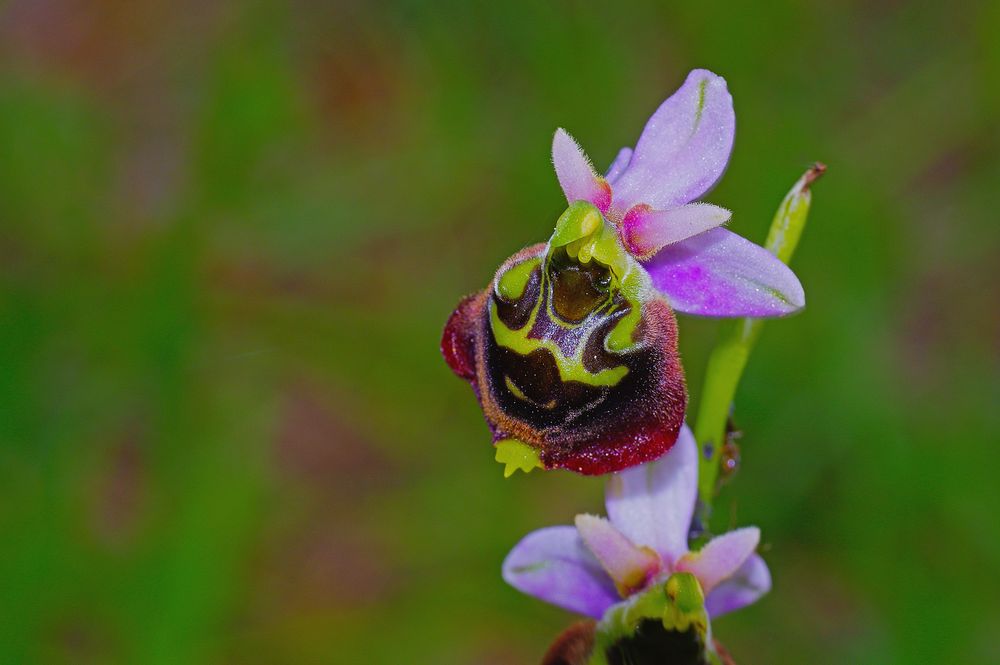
[442,244,687,476]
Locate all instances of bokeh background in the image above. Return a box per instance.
[2,1,999,663]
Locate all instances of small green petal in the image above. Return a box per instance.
[662,572,707,633]
[495,439,543,477]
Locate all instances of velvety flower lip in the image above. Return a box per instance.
[551,68,805,318]
[502,425,771,620]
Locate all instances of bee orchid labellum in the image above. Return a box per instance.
[443,201,687,476]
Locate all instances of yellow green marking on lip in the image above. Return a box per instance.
[497,256,539,301]
[489,304,629,387]
[489,201,651,389]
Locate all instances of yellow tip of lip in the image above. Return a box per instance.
[495,439,543,478]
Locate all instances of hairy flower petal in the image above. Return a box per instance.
[502,526,620,619]
[644,227,805,317]
[575,514,660,596]
[675,527,760,594]
[605,147,633,183]
[553,128,612,212]
[612,69,734,212]
[604,424,699,565]
[704,553,772,619]
[621,203,732,259]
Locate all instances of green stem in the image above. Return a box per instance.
[695,163,825,518]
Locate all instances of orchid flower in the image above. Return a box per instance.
[442,69,805,475]
[502,425,770,662]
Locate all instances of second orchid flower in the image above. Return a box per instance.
[503,425,770,663]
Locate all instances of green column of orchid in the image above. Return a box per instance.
[588,574,721,665]
[695,164,825,519]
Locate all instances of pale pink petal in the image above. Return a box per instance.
[605,147,633,183]
[604,424,699,565]
[612,69,735,212]
[502,526,619,619]
[644,227,805,317]
[675,527,760,594]
[575,514,660,596]
[552,128,612,212]
[621,203,731,259]
[705,554,771,618]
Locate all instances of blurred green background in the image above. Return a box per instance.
[2,1,999,663]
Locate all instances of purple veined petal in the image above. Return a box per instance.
[675,527,760,595]
[621,202,732,259]
[552,128,612,212]
[611,69,735,212]
[502,525,620,619]
[705,553,771,619]
[644,227,805,317]
[604,424,699,566]
[605,147,633,183]
[574,514,660,595]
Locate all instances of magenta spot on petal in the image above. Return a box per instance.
[620,204,653,256]
[594,180,613,214]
